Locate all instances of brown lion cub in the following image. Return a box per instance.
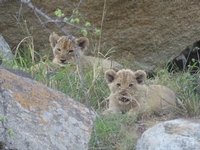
[102,69,177,116]
[49,33,123,72]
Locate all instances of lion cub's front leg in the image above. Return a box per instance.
[128,104,151,117]
[102,107,122,116]
[128,107,141,116]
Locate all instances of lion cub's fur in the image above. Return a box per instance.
[49,33,123,72]
[102,69,177,116]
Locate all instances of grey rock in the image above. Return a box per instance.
[2,1,200,73]
[136,119,200,150]
[0,34,13,61]
[0,60,32,79]
[0,69,96,150]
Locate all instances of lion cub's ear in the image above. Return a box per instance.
[76,37,89,51]
[105,69,117,84]
[49,33,60,48]
[133,70,146,84]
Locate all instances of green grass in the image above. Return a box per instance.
[2,45,200,150]
[89,114,138,150]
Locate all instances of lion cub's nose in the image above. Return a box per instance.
[121,92,127,96]
[120,89,127,96]
[60,60,66,63]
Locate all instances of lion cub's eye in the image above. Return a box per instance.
[68,50,74,53]
[57,48,61,52]
[129,83,133,87]
[117,83,121,87]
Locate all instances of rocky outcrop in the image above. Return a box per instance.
[0,34,13,61]
[1,1,200,72]
[136,119,200,150]
[0,69,96,150]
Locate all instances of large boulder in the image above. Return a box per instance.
[0,69,96,150]
[1,1,200,72]
[136,119,200,150]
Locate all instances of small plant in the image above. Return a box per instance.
[1,116,13,138]
[1,116,6,122]
[54,9,64,18]
[8,129,13,138]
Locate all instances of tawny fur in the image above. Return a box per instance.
[49,33,123,72]
[102,69,177,116]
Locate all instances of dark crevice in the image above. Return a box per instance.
[167,40,200,74]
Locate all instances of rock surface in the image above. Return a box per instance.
[1,1,200,71]
[0,69,96,150]
[0,34,13,61]
[136,119,200,150]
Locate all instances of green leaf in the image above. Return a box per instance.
[8,129,13,138]
[81,29,88,36]
[1,116,6,122]
[63,17,68,21]
[74,18,80,23]
[95,29,101,36]
[75,10,79,15]
[85,22,91,27]
[70,19,75,23]
[54,9,64,18]
[73,10,79,15]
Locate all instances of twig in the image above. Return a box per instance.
[15,36,35,63]
[97,0,106,52]
[20,0,95,32]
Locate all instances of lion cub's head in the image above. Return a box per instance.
[105,69,146,105]
[49,33,89,66]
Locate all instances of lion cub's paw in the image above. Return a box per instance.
[127,107,142,117]
[101,108,122,116]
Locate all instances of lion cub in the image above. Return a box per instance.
[102,69,177,116]
[49,33,123,72]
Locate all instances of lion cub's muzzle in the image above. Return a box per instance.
[119,97,130,103]
[118,90,131,104]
